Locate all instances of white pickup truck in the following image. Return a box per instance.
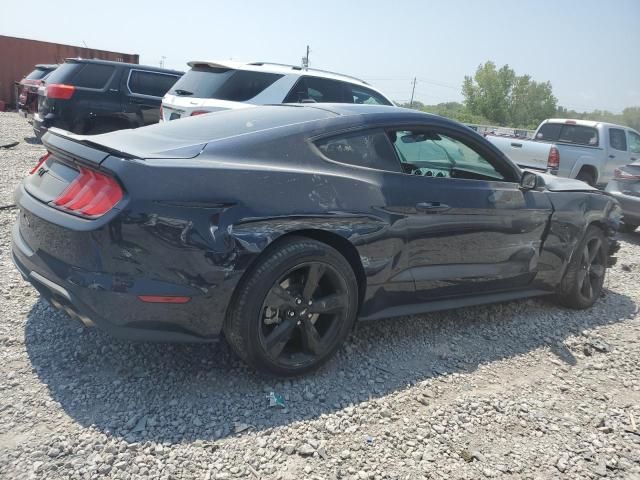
[486,119,640,187]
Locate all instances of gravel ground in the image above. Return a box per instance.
[1,111,639,480]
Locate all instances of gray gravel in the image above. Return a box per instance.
[1,111,639,479]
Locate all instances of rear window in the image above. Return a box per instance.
[536,123,599,146]
[42,63,80,84]
[25,68,53,80]
[169,66,283,101]
[72,64,115,89]
[44,63,115,89]
[128,70,179,97]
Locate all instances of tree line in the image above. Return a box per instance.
[399,61,640,132]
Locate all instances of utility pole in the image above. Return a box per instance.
[302,45,310,69]
[409,77,416,108]
[160,56,166,68]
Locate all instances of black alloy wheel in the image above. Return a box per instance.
[224,237,359,376]
[575,236,606,303]
[556,226,607,309]
[258,262,349,367]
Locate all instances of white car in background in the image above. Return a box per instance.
[160,60,392,120]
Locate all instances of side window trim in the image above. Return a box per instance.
[126,69,180,99]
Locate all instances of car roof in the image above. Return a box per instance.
[63,58,184,75]
[186,60,372,87]
[544,118,636,131]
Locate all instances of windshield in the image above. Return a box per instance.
[169,66,283,101]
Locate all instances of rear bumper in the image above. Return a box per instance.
[32,113,50,139]
[11,219,222,343]
[605,182,640,225]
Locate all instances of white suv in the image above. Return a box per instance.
[161,61,392,121]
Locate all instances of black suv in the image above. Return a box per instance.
[33,59,183,138]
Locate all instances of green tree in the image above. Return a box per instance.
[462,61,557,128]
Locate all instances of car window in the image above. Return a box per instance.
[609,128,628,151]
[25,68,52,81]
[629,131,640,155]
[72,64,116,89]
[536,123,599,146]
[284,76,348,103]
[390,130,505,181]
[169,66,282,101]
[128,70,179,97]
[43,63,81,84]
[315,130,401,172]
[348,84,391,105]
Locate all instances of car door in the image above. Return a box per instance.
[627,130,640,163]
[123,69,180,126]
[386,125,552,300]
[606,127,632,178]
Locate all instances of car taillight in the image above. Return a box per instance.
[547,147,560,169]
[30,152,51,175]
[190,110,209,116]
[614,168,640,180]
[46,84,75,100]
[53,167,123,217]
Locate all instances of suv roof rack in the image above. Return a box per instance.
[248,62,369,85]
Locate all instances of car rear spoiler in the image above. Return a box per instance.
[42,128,139,166]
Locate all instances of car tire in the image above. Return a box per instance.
[555,225,608,309]
[224,236,359,376]
[576,171,595,186]
[619,222,638,233]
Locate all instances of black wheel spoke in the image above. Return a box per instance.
[264,285,296,310]
[590,264,605,278]
[581,273,593,299]
[300,317,324,355]
[588,239,601,263]
[576,269,587,291]
[309,293,348,314]
[302,264,326,300]
[264,318,297,358]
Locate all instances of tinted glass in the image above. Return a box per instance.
[391,130,504,180]
[315,130,400,171]
[129,70,179,97]
[536,123,598,146]
[349,85,391,105]
[43,63,81,84]
[72,64,115,89]
[609,128,628,151]
[285,76,349,103]
[628,131,640,154]
[25,68,52,80]
[169,66,282,101]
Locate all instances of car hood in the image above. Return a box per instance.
[535,172,599,192]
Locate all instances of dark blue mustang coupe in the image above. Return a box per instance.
[12,104,621,375]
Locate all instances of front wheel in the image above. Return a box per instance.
[224,237,359,376]
[556,226,608,309]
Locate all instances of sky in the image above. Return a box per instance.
[1,0,638,113]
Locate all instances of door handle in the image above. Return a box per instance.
[631,157,638,161]
[609,154,616,159]
[416,202,450,213]
[510,142,523,148]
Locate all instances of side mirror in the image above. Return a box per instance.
[520,171,540,190]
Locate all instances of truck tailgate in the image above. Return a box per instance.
[487,136,551,170]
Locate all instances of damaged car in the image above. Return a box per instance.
[12,104,621,376]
